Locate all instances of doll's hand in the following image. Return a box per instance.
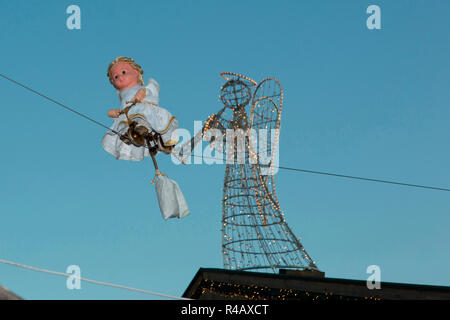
[108,108,121,118]
[127,88,146,104]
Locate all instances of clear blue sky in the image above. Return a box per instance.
[0,0,449,299]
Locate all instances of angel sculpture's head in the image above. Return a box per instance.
[107,56,144,90]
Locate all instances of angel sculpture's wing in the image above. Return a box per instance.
[249,77,284,211]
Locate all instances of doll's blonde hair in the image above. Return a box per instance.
[107,56,144,86]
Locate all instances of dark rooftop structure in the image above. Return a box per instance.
[183,268,450,300]
[0,285,22,300]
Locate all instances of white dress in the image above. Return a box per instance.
[102,78,179,161]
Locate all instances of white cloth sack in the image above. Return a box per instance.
[153,170,190,220]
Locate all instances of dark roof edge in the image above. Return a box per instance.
[182,268,208,298]
[186,268,450,293]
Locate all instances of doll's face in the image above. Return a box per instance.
[110,62,140,90]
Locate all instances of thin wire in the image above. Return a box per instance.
[276,166,450,192]
[2,72,449,193]
[186,153,450,192]
[0,258,192,300]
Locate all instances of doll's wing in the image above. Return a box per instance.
[145,78,160,105]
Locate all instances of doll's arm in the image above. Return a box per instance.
[107,108,121,118]
[126,88,146,104]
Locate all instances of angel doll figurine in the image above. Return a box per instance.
[102,56,178,161]
[102,56,189,220]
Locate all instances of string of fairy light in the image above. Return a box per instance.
[195,278,382,301]
[227,84,276,269]
[220,73,276,270]
[211,72,320,272]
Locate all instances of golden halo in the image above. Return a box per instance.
[220,72,257,87]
